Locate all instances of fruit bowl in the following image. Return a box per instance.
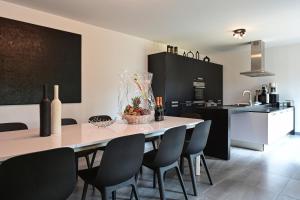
[89,118,116,128]
[123,114,152,124]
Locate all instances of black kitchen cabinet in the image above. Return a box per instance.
[149,52,228,160]
[196,107,231,160]
[148,52,223,115]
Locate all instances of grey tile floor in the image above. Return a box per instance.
[69,135,300,200]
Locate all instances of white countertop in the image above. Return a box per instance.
[0,116,202,161]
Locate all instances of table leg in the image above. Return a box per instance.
[196,155,201,176]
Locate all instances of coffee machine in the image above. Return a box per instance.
[269,82,279,105]
[269,82,277,94]
[258,85,269,104]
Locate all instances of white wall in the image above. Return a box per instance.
[210,43,300,131]
[0,1,166,128]
[3,1,299,132]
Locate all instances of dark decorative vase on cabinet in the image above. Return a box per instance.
[40,84,51,137]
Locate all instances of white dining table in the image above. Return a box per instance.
[0,116,203,162]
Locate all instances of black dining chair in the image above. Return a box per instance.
[88,115,157,167]
[62,118,96,170]
[0,147,76,200]
[79,134,145,200]
[0,122,28,132]
[61,118,78,126]
[180,120,213,196]
[139,136,160,175]
[142,125,188,200]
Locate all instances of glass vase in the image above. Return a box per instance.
[118,72,155,124]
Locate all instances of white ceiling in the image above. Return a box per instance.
[4,0,300,53]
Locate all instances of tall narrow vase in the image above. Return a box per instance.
[40,84,51,137]
[51,85,62,135]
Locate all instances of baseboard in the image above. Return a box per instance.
[231,140,264,151]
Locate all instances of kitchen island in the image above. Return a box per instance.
[231,106,294,151]
[195,105,295,160]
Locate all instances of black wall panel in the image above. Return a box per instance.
[0,17,81,105]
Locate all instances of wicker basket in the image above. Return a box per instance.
[123,114,152,124]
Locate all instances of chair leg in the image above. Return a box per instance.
[90,151,97,167]
[132,182,140,200]
[139,166,143,175]
[100,189,108,200]
[175,165,188,200]
[75,157,79,180]
[112,191,116,200]
[135,172,139,181]
[81,182,88,200]
[187,155,198,196]
[153,169,156,188]
[88,152,97,192]
[200,154,213,185]
[151,140,156,150]
[180,156,185,174]
[157,169,166,200]
[85,155,91,169]
[130,174,140,200]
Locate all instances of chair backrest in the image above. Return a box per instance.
[185,120,211,155]
[0,148,76,200]
[179,113,202,139]
[96,134,145,187]
[0,122,28,132]
[154,125,186,167]
[61,118,77,126]
[89,115,112,122]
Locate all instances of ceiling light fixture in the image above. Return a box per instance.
[233,28,246,39]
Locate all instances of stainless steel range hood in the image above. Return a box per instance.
[240,40,274,77]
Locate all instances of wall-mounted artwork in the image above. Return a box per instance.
[0,17,81,105]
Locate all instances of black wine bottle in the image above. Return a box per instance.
[40,84,51,137]
[154,98,161,121]
[155,97,164,121]
[159,97,164,121]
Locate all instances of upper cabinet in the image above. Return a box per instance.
[148,52,223,104]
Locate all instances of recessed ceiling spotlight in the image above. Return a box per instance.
[233,28,246,39]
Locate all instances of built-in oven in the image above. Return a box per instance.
[193,77,205,103]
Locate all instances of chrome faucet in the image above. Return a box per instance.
[243,90,252,106]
